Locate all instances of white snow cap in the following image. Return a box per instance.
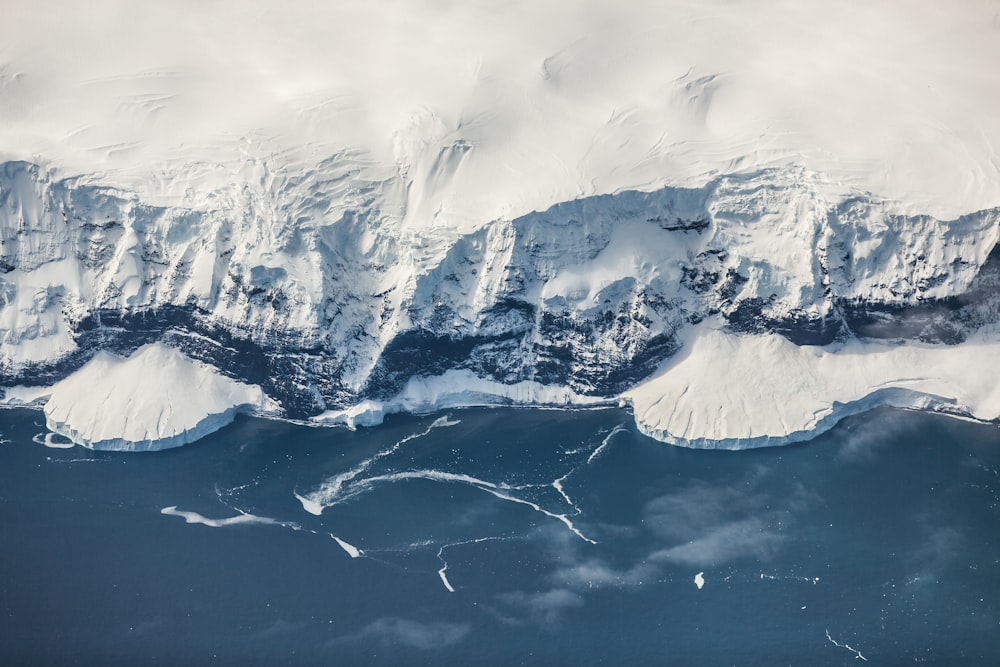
[1,0,998,223]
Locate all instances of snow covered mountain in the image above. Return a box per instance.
[1,1,999,449]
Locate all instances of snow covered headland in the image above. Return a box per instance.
[1,1,999,450]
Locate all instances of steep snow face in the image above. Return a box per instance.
[1,163,998,421]
[41,343,275,451]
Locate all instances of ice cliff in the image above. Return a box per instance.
[2,161,999,449]
[38,344,275,451]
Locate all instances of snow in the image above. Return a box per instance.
[42,343,278,451]
[0,259,82,365]
[1,384,51,406]
[22,324,1000,451]
[312,369,609,428]
[625,325,1000,449]
[307,323,1000,451]
[1,2,998,452]
[1,1,997,225]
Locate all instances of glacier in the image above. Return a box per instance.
[1,1,999,450]
[39,343,275,451]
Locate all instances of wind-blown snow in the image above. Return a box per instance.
[42,343,276,451]
[625,326,1000,449]
[1,1,997,223]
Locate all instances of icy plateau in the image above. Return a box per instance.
[1,1,999,449]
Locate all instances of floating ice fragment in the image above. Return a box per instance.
[438,565,456,593]
[160,506,286,528]
[32,432,74,449]
[295,418,462,513]
[587,425,626,464]
[294,492,325,516]
[331,534,362,558]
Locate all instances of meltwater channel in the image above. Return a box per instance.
[1,406,998,665]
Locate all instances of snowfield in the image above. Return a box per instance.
[0,1,998,449]
[2,1,998,220]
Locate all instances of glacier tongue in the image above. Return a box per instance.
[625,327,1000,449]
[41,343,277,451]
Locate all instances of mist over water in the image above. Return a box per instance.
[1,406,998,665]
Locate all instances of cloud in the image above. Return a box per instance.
[833,409,911,463]
[552,558,660,589]
[497,588,584,624]
[648,518,785,567]
[906,524,963,585]
[642,482,768,542]
[640,474,799,566]
[335,617,470,650]
[489,465,817,613]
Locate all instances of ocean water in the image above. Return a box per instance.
[0,406,998,666]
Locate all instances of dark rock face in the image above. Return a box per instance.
[836,244,1000,344]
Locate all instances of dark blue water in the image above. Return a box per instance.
[1,406,998,666]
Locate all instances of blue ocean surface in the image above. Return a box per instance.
[0,406,998,665]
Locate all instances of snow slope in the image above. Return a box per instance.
[41,343,276,451]
[1,1,998,222]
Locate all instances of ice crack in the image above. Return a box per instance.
[587,424,626,465]
[296,416,461,514]
[479,486,597,544]
[435,536,512,593]
[825,629,868,661]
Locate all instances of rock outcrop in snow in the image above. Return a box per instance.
[2,163,998,419]
[1,161,999,449]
